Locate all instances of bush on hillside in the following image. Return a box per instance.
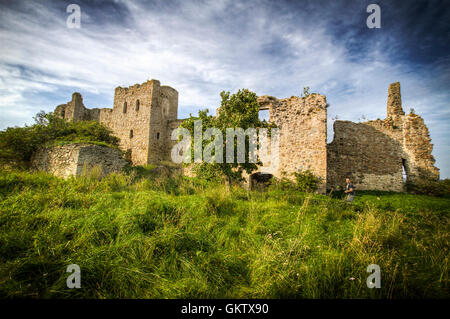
[406,178,450,197]
[268,173,296,191]
[0,111,120,165]
[293,169,321,193]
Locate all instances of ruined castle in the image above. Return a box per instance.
[51,80,439,192]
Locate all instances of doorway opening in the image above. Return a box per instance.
[402,158,408,182]
[250,172,273,190]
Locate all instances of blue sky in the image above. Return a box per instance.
[0,0,449,177]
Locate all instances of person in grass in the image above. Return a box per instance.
[344,178,355,202]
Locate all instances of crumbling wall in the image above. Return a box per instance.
[327,121,404,191]
[31,144,127,178]
[402,113,439,181]
[54,93,102,122]
[55,80,178,166]
[147,85,179,163]
[53,80,438,193]
[327,82,439,192]
[257,94,328,193]
[31,143,81,178]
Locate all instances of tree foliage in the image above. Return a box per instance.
[293,169,321,193]
[180,89,275,184]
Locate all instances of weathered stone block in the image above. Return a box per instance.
[31,144,127,178]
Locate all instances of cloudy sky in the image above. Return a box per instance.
[0,0,449,177]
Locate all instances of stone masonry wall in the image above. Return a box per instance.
[327,82,439,191]
[257,94,328,193]
[54,80,178,166]
[31,143,127,178]
[148,85,179,163]
[53,80,439,193]
[327,121,405,192]
[31,143,81,178]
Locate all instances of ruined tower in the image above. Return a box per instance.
[327,82,439,191]
[387,82,405,117]
[54,79,178,165]
[54,92,90,121]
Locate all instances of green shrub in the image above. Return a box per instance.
[268,175,296,191]
[0,111,119,165]
[406,178,450,197]
[293,169,321,193]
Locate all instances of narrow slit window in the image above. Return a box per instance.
[136,100,140,112]
[156,132,160,139]
[130,130,134,139]
[123,101,127,113]
[402,158,408,182]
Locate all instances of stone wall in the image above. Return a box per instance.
[53,80,439,193]
[31,143,81,178]
[31,144,128,178]
[257,94,328,193]
[54,80,178,166]
[327,82,439,191]
[327,121,405,192]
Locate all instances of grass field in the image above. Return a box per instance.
[0,168,448,298]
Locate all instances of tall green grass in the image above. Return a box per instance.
[0,168,448,298]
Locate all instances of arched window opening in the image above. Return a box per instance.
[136,100,140,112]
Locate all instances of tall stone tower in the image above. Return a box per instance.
[108,80,178,164]
[54,80,178,165]
[387,82,405,116]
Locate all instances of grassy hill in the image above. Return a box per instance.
[0,168,448,298]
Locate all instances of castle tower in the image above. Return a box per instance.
[109,80,179,165]
[387,82,405,116]
[54,92,89,122]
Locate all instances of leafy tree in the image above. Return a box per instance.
[180,89,275,186]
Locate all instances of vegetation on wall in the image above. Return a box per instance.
[0,111,120,166]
